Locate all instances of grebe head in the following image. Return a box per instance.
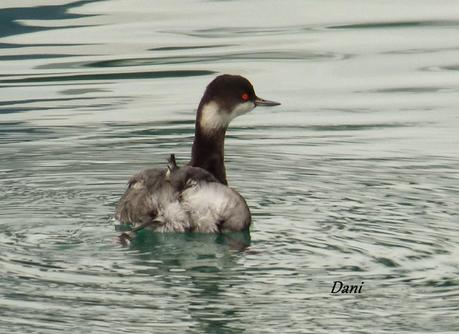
[197,74,280,132]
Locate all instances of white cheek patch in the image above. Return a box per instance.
[199,101,256,132]
[199,101,231,131]
[230,101,255,119]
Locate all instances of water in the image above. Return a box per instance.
[1,0,458,332]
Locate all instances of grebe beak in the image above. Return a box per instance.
[254,96,281,107]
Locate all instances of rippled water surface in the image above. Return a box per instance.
[1,0,459,333]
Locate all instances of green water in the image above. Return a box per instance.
[1,0,458,333]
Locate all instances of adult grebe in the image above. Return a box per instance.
[115,74,280,242]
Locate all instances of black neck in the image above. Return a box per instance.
[190,119,228,185]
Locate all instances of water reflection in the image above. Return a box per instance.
[328,20,459,30]
[0,70,215,84]
[130,230,251,255]
[125,231,251,333]
[0,0,99,38]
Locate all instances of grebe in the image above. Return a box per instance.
[115,74,280,242]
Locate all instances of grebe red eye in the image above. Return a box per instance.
[241,93,249,101]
